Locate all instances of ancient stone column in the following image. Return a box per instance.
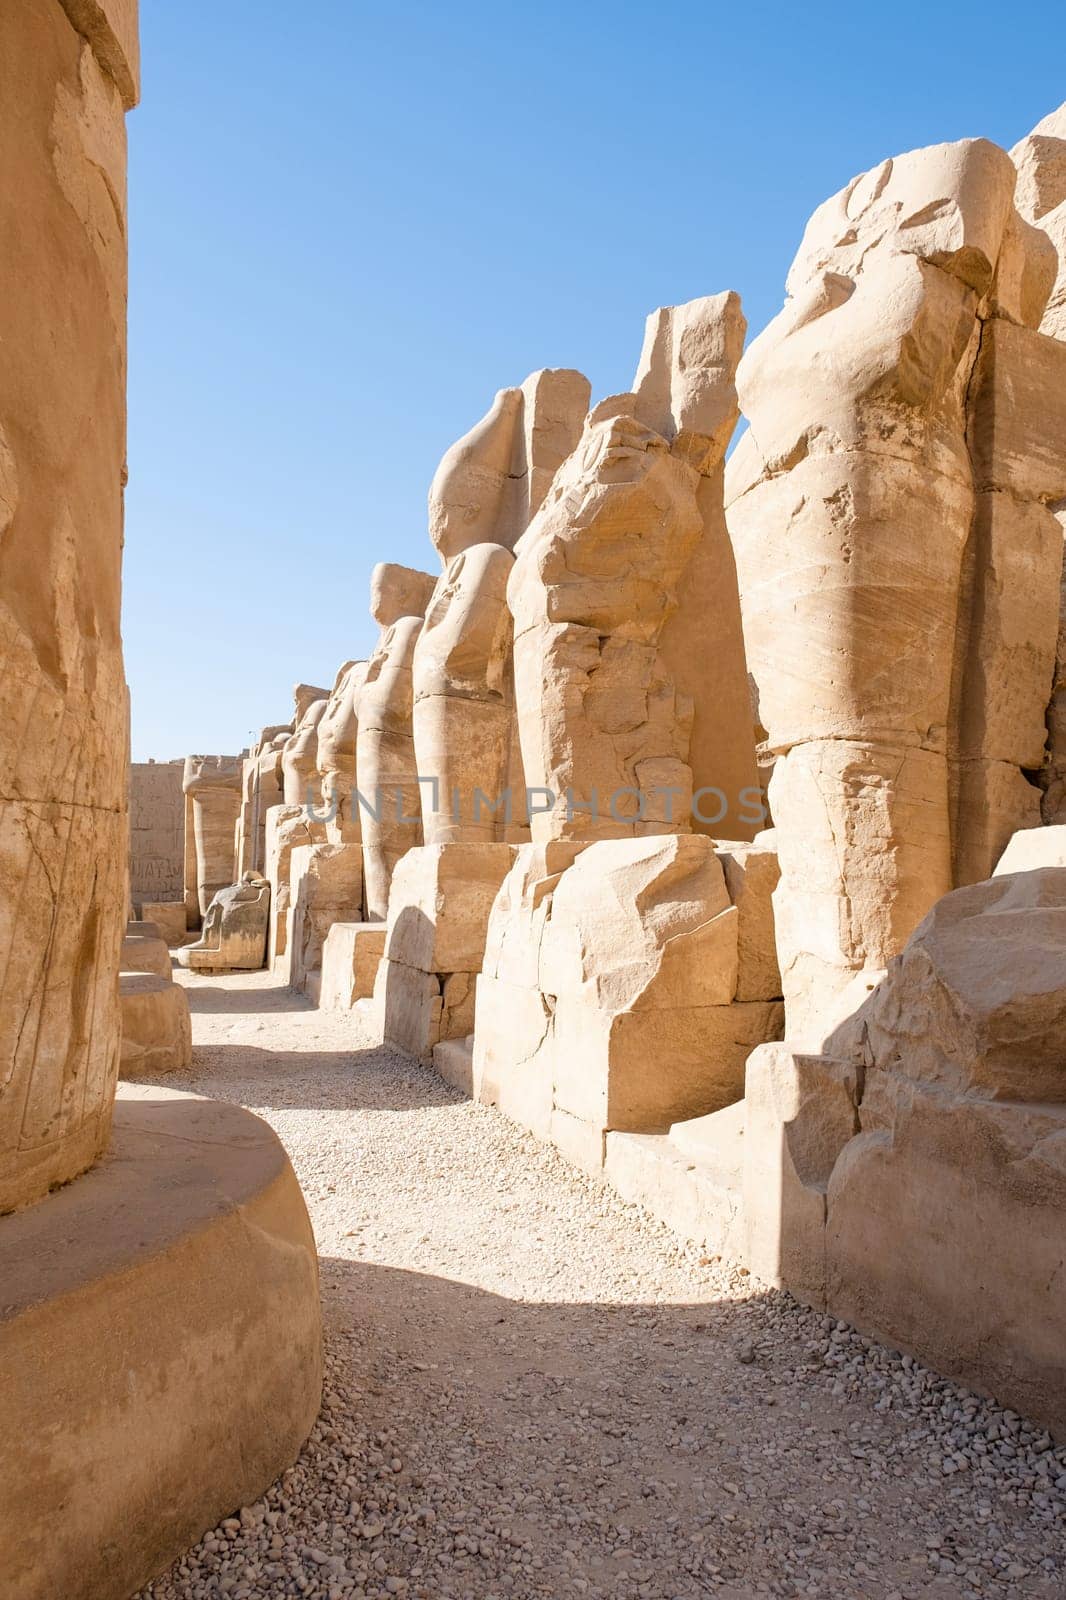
[182,755,244,919]
[355,563,436,920]
[236,721,291,879]
[281,692,328,806]
[727,137,1064,1046]
[0,0,137,1212]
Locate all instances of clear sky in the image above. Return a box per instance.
[124,0,1065,760]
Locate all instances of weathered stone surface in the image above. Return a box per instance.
[175,873,270,973]
[0,1085,322,1600]
[264,803,326,970]
[432,1035,474,1097]
[316,658,369,844]
[356,563,436,920]
[183,755,243,919]
[604,1101,747,1261]
[129,759,185,910]
[318,922,386,1011]
[1011,103,1066,341]
[829,869,1066,1104]
[0,0,134,1211]
[58,0,140,108]
[384,843,515,974]
[288,843,364,992]
[120,931,172,978]
[139,900,187,947]
[373,959,442,1062]
[118,973,191,1075]
[729,136,1061,1040]
[281,692,328,807]
[713,833,782,1002]
[236,723,291,880]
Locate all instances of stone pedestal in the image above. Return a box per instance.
[287,843,365,993]
[376,843,515,1061]
[0,1085,322,1600]
[119,973,192,1076]
[318,923,387,1011]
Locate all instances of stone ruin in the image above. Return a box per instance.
[0,8,322,1598]
[3,10,1066,1588]
[185,108,1066,1449]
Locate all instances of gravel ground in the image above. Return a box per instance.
[137,970,1066,1600]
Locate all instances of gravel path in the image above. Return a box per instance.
[138,970,1066,1600]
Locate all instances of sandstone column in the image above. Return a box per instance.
[182,754,244,920]
[0,0,136,1211]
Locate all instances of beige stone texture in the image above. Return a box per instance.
[129,758,185,909]
[373,959,442,1061]
[1012,103,1066,341]
[0,0,136,1213]
[58,0,139,109]
[175,873,270,973]
[433,1035,474,1097]
[994,822,1066,873]
[0,1084,322,1600]
[318,922,387,1011]
[183,754,243,918]
[604,1101,748,1261]
[728,135,1061,1040]
[356,563,436,920]
[287,843,365,992]
[118,972,192,1075]
[282,692,328,807]
[472,836,782,1165]
[140,899,187,946]
[317,658,369,844]
[384,843,516,974]
[236,724,290,879]
[629,294,762,841]
[713,832,782,1002]
[120,930,172,978]
[264,802,327,969]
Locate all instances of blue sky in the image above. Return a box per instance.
[124,0,1065,759]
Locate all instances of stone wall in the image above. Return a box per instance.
[129,759,185,910]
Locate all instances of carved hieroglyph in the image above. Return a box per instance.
[182,754,244,920]
[508,296,759,846]
[0,1,138,1211]
[355,563,436,920]
[727,137,1066,1045]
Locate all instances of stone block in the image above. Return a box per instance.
[119,973,192,1075]
[385,843,515,974]
[120,932,172,979]
[318,923,387,1011]
[140,900,187,947]
[433,1036,474,1097]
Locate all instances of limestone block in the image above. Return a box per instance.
[509,413,704,841]
[375,959,442,1061]
[384,842,515,974]
[0,1085,322,1600]
[288,843,364,991]
[549,1108,606,1176]
[119,973,192,1075]
[713,833,782,1001]
[281,694,328,807]
[742,1043,862,1303]
[120,932,172,978]
[768,741,953,1049]
[825,1077,1066,1439]
[175,873,270,974]
[831,869,1066,1104]
[552,991,783,1135]
[183,755,243,917]
[0,1,136,1211]
[481,841,586,989]
[441,970,476,1040]
[471,973,554,1140]
[318,922,387,1011]
[140,900,187,946]
[433,1035,474,1097]
[604,1101,747,1260]
[995,823,1066,873]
